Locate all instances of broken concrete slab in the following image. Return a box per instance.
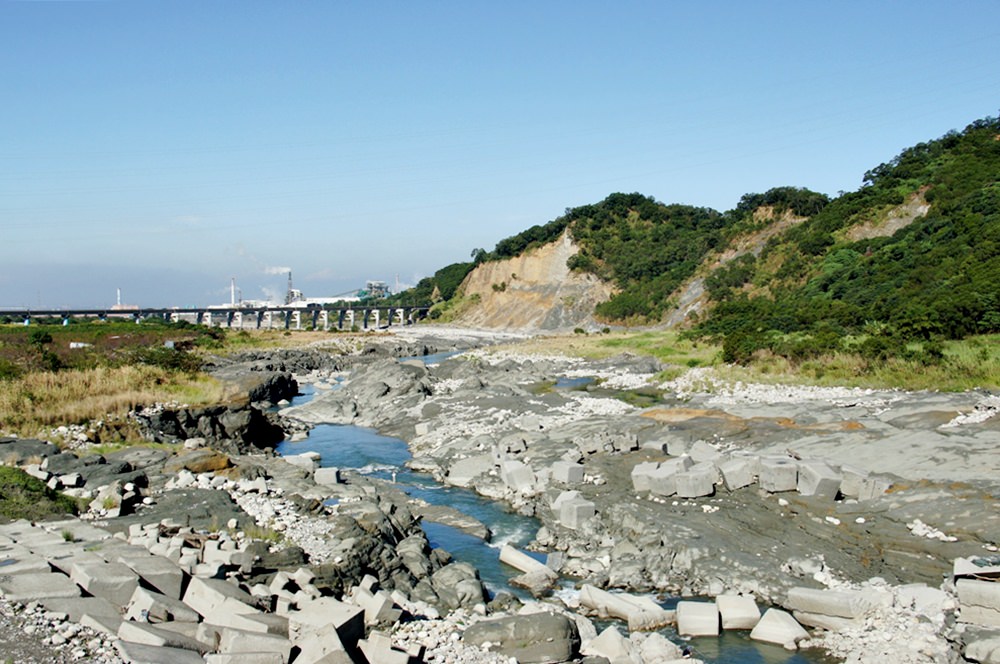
[958,578,1000,627]
[785,587,877,620]
[118,620,207,653]
[182,576,261,626]
[114,639,206,664]
[126,586,200,623]
[70,560,140,607]
[0,571,81,602]
[217,627,292,663]
[749,608,809,648]
[287,597,365,649]
[359,631,410,664]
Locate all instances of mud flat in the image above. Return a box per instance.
[285,331,1000,663]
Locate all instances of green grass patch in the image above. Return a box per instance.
[0,466,79,522]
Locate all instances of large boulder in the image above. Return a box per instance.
[463,612,580,663]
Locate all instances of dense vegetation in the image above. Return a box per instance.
[565,193,727,320]
[399,114,1000,367]
[698,116,1000,362]
[385,261,476,308]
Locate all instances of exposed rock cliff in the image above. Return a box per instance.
[454,231,615,331]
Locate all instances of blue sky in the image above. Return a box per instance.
[2,1,998,308]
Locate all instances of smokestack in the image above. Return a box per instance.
[117,288,122,307]
[231,277,236,307]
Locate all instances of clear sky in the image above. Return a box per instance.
[2,1,998,308]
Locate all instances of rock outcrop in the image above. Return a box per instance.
[455,231,616,332]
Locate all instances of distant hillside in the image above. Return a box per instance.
[397,115,1000,358]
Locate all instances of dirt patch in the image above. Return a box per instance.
[844,188,930,242]
[455,231,615,331]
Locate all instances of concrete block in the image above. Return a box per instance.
[785,587,877,619]
[559,496,596,530]
[499,544,553,577]
[291,621,354,664]
[551,490,580,512]
[182,576,259,623]
[446,454,493,487]
[126,586,200,623]
[958,579,1000,627]
[666,438,691,457]
[313,467,341,486]
[630,461,660,492]
[676,600,719,636]
[796,460,841,498]
[0,545,51,575]
[282,453,319,472]
[287,597,365,649]
[578,584,671,628]
[551,460,584,484]
[39,596,119,623]
[354,587,403,626]
[838,464,869,499]
[689,440,722,463]
[237,613,291,637]
[114,640,205,664]
[118,620,207,653]
[218,627,292,663]
[717,594,761,630]
[646,457,693,497]
[115,551,185,599]
[0,571,81,601]
[499,459,536,493]
[759,457,798,493]
[205,655,285,664]
[80,612,123,635]
[858,476,892,501]
[610,432,639,453]
[749,608,809,648]
[359,630,409,664]
[70,562,139,607]
[717,456,756,491]
[675,461,717,498]
[581,625,633,662]
[792,610,861,632]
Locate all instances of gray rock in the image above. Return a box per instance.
[463,612,580,663]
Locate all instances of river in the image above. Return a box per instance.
[277,382,837,664]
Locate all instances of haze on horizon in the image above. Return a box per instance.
[2,1,998,309]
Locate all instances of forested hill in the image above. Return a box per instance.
[394,115,1000,361]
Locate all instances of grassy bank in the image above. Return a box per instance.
[503,330,1000,391]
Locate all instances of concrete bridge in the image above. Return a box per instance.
[0,305,432,331]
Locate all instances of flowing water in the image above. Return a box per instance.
[277,383,836,664]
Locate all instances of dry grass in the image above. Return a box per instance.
[0,364,237,437]
[493,330,1000,391]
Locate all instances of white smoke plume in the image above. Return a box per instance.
[264,266,292,275]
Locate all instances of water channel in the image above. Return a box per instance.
[277,376,836,664]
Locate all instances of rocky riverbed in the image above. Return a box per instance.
[1,327,998,663]
[283,326,1000,663]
